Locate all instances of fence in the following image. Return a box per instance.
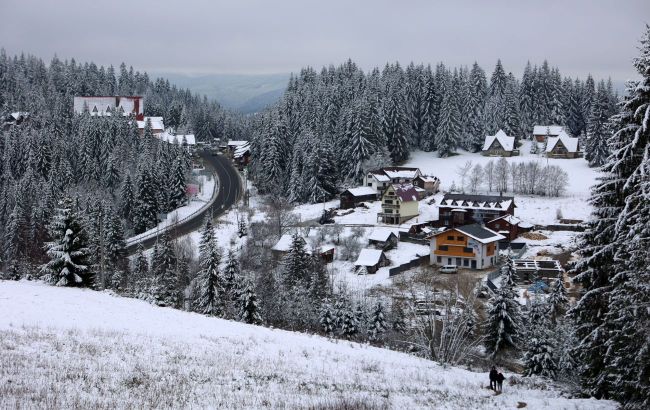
[388,254,430,277]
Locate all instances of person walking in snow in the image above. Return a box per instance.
[496,372,505,393]
[489,366,498,390]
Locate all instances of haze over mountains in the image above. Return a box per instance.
[154,72,290,114]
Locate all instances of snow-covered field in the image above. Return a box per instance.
[0,280,616,410]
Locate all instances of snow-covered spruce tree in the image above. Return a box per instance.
[239,279,262,325]
[305,137,338,203]
[436,70,460,157]
[193,240,224,316]
[368,301,387,342]
[341,307,358,339]
[546,272,569,322]
[41,197,93,287]
[119,173,134,223]
[466,62,488,152]
[151,233,179,307]
[168,155,187,210]
[519,62,536,136]
[484,259,523,358]
[485,59,508,134]
[523,298,557,378]
[319,301,336,336]
[382,92,410,163]
[503,73,522,142]
[105,209,128,290]
[133,165,159,234]
[310,253,330,302]
[570,25,650,406]
[584,81,613,167]
[222,250,242,318]
[281,233,311,289]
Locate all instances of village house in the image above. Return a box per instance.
[363,167,422,193]
[233,141,251,169]
[377,183,420,224]
[367,228,399,251]
[545,130,581,158]
[156,133,196,153]
[137,116,165,136]
[532,125,566,143]
[271,234,335,263]
[73,96,144,120]
[412,175,441,196]
[2,111,29,130]
[485,214,534,241]
[481,129,518,157]
[429,224,505,270]
[339,187,378,209]
[354,248,389,274]
[437,193,516,227]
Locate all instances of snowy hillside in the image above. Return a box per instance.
[0,280,615,409]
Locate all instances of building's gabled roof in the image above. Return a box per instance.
[453,224,505,244]
[368,228,398,242]
[533,125,565,136]
[545,130,579,153]
[483,129,515,152]
[382,167,421,180]
[414,175,439,183]
[227,140,248,147]
[343,186,378,197]
[271,234,304,252]
[439,194,514,211]
[367,171,391,182]
[234,142,251,158]
[354,248,385,267]
[137,116,165,131]
[389,183,419,202]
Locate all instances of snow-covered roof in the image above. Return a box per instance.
[489,214,521,225]
[368,228,397,242]
[73,96,143,117]
[415,175,439,183]
[439,194,514,211]
[482,129,515,152]
[533,125,565,136]
[271,234,296,252]
[137,116,165,131]
[434,224,505,244]
[344,186,378,197]
[383,167,421,180]
[368,172,391,182]
[228,140,248,147]
[157,132,196,146]
[390,183,419,202]
[354,248,385,267]
[10,111,28,120]
[234,142,251,158]
[545,131,579,153]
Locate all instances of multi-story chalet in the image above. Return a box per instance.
[363,167,422,193]
[339,187,378,209]
[532,125,565,143]
[412,175,441,195]
[73,96,144,120]
[137,116,165,136]
[482,129,518,157]
[377,183,419,224]
[545,131,581,158]
[429,224,505,269]
[437,193,515,227]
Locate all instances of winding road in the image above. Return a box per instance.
[125,150,242,255]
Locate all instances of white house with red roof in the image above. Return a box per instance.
[377,183,420,224]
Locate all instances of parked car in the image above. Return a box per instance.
[440,265,458,274]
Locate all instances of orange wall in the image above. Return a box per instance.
[433,231,476,257]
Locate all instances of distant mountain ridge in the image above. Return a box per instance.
[154,72,289,113]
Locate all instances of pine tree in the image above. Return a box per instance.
[151,233,179,307]
[222,250,242,317]
[281,233,311,289]
[523,298,557,378]
[319,302,336,336]
[169,155,187,209]
[382,93,409,163]
[194,241,224,316]
[485,60,508,134]
[436,71,460,157]
[484,258,522,358]
[41,197,93,287]
[239,279,262,324]
[466,62,488,152]
[547,272,569,321]
[584,81,612,167]
[341,307,358,339]
[133,165,159,234]
[368,301,387,341]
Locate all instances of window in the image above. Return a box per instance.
[438,245,448,251]
[384,209,393,214]
[437,256,441,263]
[463,247,473,253]
[367,183,372,186]
[447,235,454,240]
[463,259,469,267]
[457,236,464,241]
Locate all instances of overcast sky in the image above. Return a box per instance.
[1,0,647,80]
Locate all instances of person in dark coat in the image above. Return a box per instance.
[496,372,505,393]
[489,366,498,390]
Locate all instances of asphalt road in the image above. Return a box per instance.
[126,150,242,255]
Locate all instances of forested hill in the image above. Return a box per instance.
[0,50,241,286]
[249,59,618,204]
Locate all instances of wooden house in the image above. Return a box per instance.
[545,131,581,158]
[486,214,533,241]
[339,187,378,209]
[429,224,505,269]
[354,248,389,274]
[437,193,515,228]
[532,125,565,143]
[377,184,420,224]
[482,130,518,157]
[368,228,399,250]
[363,167,422,193]
[137,117,165,136]
[412,175,441,195]
[271,234,335,264]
